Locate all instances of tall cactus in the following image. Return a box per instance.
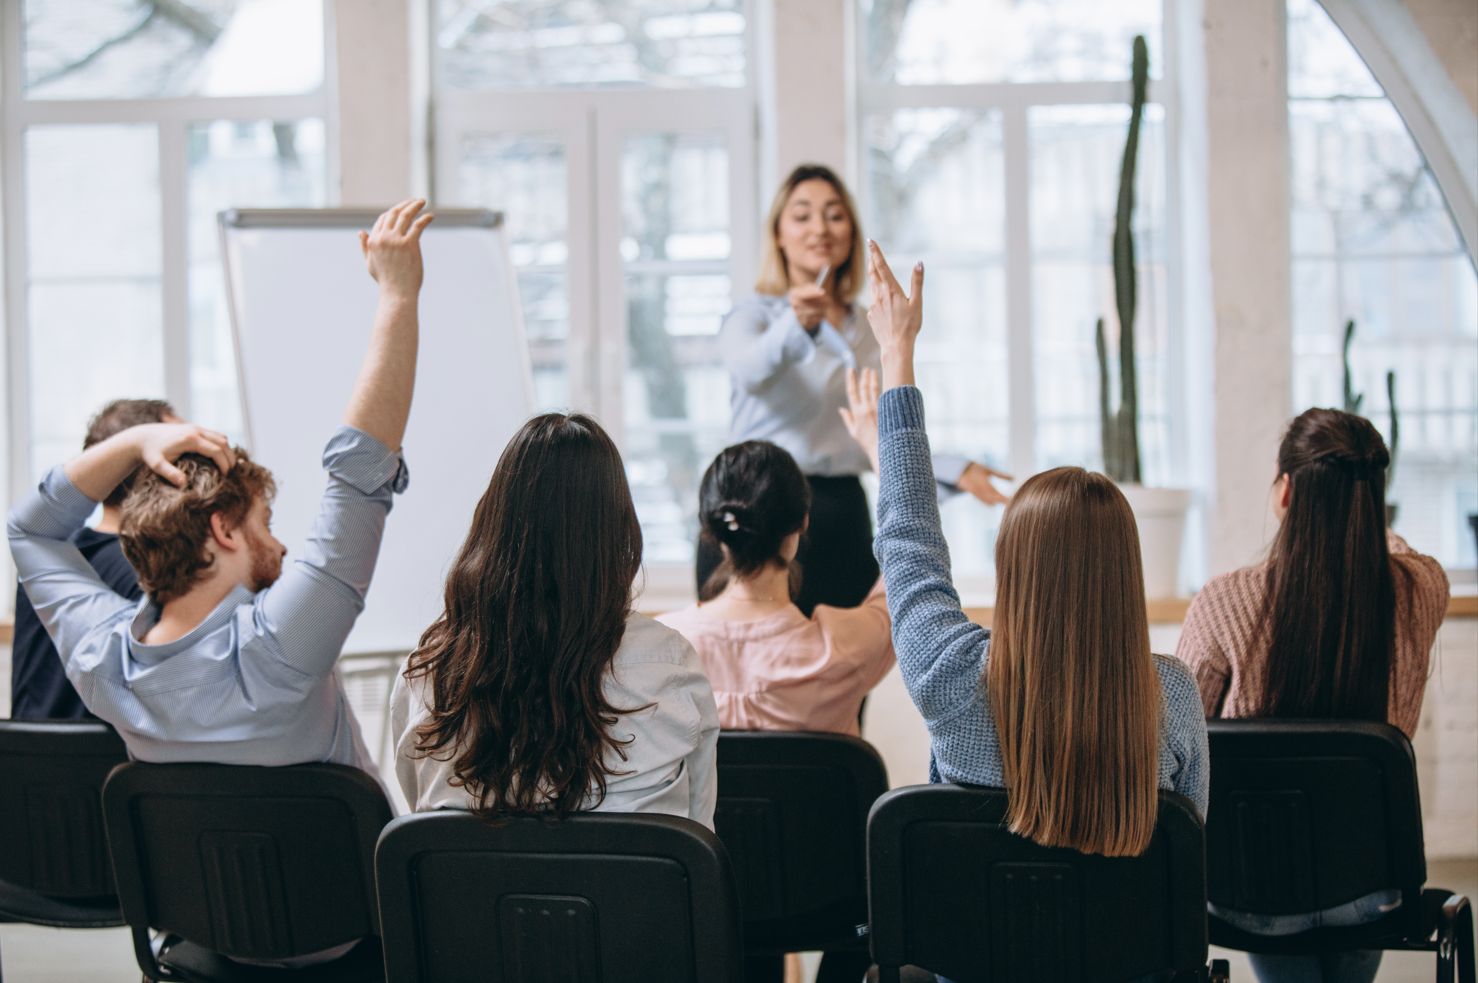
[1341,318,1400,495]
[1098,35,1148,484]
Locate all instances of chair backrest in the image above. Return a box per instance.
[101,761,392,961]
[868,784,1208,983]
[1205,719,1425,916]
[714,730,888,949]
[0,719,129,898]
[375,810,744,983]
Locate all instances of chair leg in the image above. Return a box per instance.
[1439,894,1475,983]
[130,926,164,982]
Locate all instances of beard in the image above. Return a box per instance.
[246,530,284,592]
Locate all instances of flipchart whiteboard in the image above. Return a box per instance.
[220,208,535,655]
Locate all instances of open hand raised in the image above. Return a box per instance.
[838,367,882,473]
[360,199,434,298]
[865,240,923,388]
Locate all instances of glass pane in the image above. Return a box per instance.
[437,0,745,90]
[187,119,327,445]
[863,0,1161,85]
[1030,104,1170,486]
[457,133,570,413]
[24,0,324,100]
[621,132,731,564]
[864,108,1008,577]
[27,124,164,479]
[1289,0,1478,567]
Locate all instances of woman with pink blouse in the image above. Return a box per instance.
[658,382,895,737]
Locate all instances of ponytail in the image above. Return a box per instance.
[1261,408,1398,721]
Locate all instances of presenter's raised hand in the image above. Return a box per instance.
[359,199,434,298]
[838,367,882,474]
[865,240,923,390]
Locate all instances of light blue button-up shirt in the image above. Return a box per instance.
[720,292,969,493]
[7,425,408,776]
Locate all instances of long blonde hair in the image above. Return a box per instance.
[755,164,865,303]
[988,467,1161,857]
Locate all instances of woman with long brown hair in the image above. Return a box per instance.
[1177,408,1448,983]
[389,413,720,826]
[709,163,1009,616]
[864,239,1207,929]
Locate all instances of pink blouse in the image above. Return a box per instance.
[656,579,896,736]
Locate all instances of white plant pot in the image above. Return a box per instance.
[1118,484,1192,600]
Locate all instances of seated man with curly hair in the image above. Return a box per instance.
[7,200,432,776]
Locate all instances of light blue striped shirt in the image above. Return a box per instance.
[7,425,408,776]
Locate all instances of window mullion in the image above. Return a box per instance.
[159,122,191,420]
[1003,105,1036,479]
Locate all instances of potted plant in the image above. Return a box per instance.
[1341,318,1400,526]
[1095,34,1191,599]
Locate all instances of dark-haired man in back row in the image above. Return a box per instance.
[9,398,180,718]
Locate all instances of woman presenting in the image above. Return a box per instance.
[706,164,1009,615]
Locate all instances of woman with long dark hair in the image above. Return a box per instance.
[1177,407,1448,983]
[710,163,1009,616]
[389,413,720,826]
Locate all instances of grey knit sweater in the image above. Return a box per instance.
[874,386,1209,815]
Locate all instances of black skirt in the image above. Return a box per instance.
[695,474,879,618]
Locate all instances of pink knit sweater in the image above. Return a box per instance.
[1176,532,1449,738]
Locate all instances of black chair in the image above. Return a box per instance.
[0,720,130,978]
[715,731,888,976]
[374,810,744,983]
[101,761,393,983]
[867,784,1229,983]
[1205,719,1475,983]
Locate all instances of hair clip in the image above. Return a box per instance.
[722,511,740,531]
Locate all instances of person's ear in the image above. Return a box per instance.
[801,514,810,535]
[1277,473,1293,510]
[208,513,243,553]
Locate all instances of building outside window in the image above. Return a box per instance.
[857,0,1179,584]
[1287,0,1478,569]
[434,0,756,567]
[4,0,331,494]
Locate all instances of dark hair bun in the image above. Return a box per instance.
[699,442,811,579]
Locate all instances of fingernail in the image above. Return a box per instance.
[916,262,924,271]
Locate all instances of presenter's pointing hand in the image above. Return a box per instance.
[788,283,830,333]
[360,199,434,298]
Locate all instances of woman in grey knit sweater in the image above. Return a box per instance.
[856,239,1209,829]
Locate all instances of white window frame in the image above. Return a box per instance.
[851,0,1188,487]
[428,5,759,448]
[0,1,339,515]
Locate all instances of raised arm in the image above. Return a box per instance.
[866,242,991,723]
[344,200,434,450]
[252,202,430,682]
[11,423,233,662]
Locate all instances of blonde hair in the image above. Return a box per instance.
[755,164,865,303]
[988,467,1162,857]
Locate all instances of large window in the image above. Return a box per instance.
[435,0,755,566]
[1288,0,1478,568]
[4,0,331,497]
[858,0,1178,581]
